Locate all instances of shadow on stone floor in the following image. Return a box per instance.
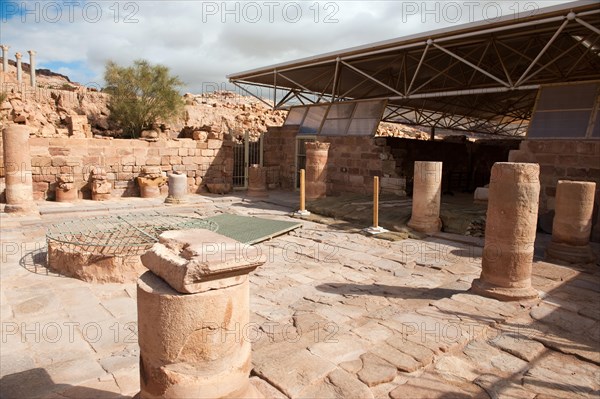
[316,283,464,300]
[0,368,130,399]
[18,247,63,278]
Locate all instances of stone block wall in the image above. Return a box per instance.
[26,136,233,200]
[262,125,401,195]
[318,135,399,195]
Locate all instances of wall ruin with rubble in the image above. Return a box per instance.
[21,136,232,200]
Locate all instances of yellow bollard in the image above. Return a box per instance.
[373,176,379,228]
[293,169,311,216]
[363,176,388,234]
[300,169,306,212]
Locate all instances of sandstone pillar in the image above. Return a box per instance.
[165,171,188,204]
[28,50,36,87]
[408,161,442,233]
[546,180,597,264]
[137,166,166,198]
[247,164,268,198]
[15,52,22,84]
[305,141,329,200]
[1,45,8,73]
[90,167,111,201]
[471,162,540,301]
[55,173,78,202]
[2,125,37,213]
[138,229,264,399]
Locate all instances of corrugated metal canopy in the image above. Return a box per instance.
[228,1,600,136]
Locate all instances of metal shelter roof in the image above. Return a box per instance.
[228,1,600,136]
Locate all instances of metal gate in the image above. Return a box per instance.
[233,132,263,189]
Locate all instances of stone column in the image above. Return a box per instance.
[471,162,540,301]
[15,52,22,84]
[305,141,330,200]
[2,125,38,213]
[165,171,188,204]
[90,167,111,201]
[546,180,597,264]
[247,164,268,198]
[408,161,442,233]
[137,166,167,198]
[1,45,9,73]
[138,229,264,399]
[28,50,36,87]
[55,174,78,202]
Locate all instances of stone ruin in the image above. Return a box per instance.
[90,166,111,201]
[137,166,167,198]
[138,229,265,398]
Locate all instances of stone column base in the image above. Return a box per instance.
[470,278,538,301]
[140,185,161,198]
[56,189,78,202]
[407,217,442,234]
[546,241,597,264]
[137,271,255,399]
[164,196,188,204]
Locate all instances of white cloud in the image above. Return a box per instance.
[1,0,577,93]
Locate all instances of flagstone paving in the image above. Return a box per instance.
[0,193,599,398]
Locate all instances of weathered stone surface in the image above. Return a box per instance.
[369,342,420,372]
[389,373,488,399]
[247,164,268,198]
[327,368,374,399]
[305,142,330,200]
[408,161,442,234]
[308,334,367,364]
[249,376,287,399]
[434,356,479,383]
[3,125,38,213]
[253,348,336,398]
[471,162,540,301]
[488,332,546,362]
[140,229,264,294]
[522,352,600,398]
[474,373,536,399]
[546,180,597,264]
[357,353,397,387]
[137,271,253,399]
[47,241,145,283]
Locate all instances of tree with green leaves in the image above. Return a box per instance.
[104,59,184,138]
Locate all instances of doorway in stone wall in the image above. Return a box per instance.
[295,136,316,189]
[233,132,263,189]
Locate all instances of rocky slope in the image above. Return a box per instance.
[0,63,429,140]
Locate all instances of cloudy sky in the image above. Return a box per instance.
[1,0,577,93]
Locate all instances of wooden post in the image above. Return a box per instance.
[299,169,306,211]
[373,176,379,228]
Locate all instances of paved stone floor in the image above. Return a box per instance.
[1,192,599,398]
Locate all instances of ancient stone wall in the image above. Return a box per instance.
[262,126,401,195]
[318,136,399,195]
[26,136,233,200]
